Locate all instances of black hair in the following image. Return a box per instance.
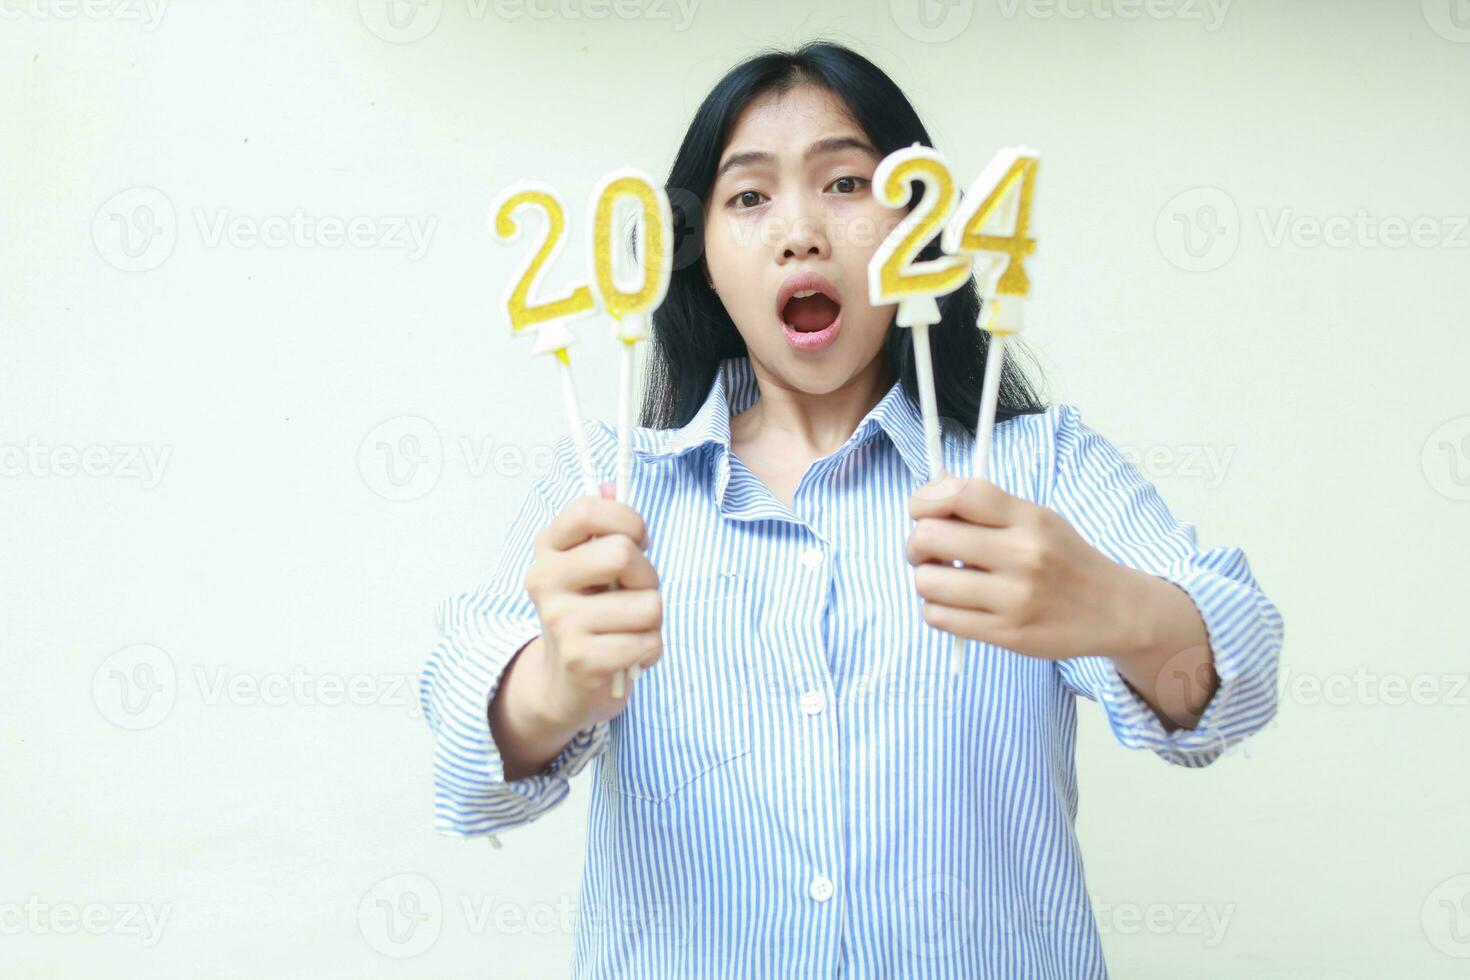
[639,40,1047,435]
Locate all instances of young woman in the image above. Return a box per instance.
[421,41,1283,978]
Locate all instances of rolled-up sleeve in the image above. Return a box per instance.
[418,423,613,840]
[1047,405,1284,768]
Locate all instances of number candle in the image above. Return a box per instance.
[869,144,975,672]
[588,169,673,695]
[493,180,602,494]
[941,145,1040,674]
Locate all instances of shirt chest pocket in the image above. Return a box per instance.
[601,571,754,805]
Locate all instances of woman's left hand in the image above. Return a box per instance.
[905,475,1145,663]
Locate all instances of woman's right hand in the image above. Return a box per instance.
[512,482,663,737]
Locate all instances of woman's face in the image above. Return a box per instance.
[703,83,901,395]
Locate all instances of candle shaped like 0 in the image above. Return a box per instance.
[868,144,974,669]
[940,145,1040,675]
[587,169,673,696]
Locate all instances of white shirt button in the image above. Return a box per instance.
[799,689,825,715]
[799,547,824,570]
[809,874,834,902]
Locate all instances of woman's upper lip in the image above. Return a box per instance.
[775,270,842,319]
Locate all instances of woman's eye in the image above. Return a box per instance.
[729,189,766,209]
[828,176,869,194]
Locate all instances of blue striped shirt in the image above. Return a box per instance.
[419,354,1283,978]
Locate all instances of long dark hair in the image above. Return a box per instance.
[639,40,1046,435]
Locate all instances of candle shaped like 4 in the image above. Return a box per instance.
[587,169,673,697]
[869,144,975,669]
[940,145,1040,675]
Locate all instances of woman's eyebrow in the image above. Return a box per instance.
[715,136,880,182]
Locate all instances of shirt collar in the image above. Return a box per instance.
[635,355,935,484]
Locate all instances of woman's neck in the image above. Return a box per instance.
[731,353,896,460]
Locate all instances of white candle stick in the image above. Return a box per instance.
[942,146,1041,675]
[869,144,976,670]
[491,181,611,688]
[558,349,601,496]
[589,171,672,697]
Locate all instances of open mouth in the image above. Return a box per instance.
[781,290,842,333]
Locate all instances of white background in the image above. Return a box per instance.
[3,0,1468,976]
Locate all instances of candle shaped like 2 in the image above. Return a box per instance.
[493,181,602,495]
[587,169,673,696]
[940,146,1040,675]
[869,144,975,671]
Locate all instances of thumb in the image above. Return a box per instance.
[599,480,616,499]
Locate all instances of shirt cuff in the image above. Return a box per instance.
[422,615,610,839]
[1091,558,1283,768]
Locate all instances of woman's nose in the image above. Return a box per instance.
[774,199,830,263]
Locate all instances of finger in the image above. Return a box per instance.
[912,562,1011,612]
[920,601,1010,647]
[906,516,1007,569]
[909,476,1022,527]
[577,631,664,679]
[553,534,658,593]
[537,493,650,555]
[574,588,662,635]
